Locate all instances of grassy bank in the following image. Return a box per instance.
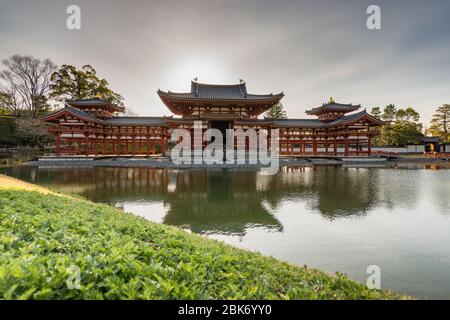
[0,186,404,299]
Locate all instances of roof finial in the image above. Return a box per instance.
[329,96,334,103]
[239,78,245,84]
[193,77,198,82]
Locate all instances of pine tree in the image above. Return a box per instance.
[264,103,287,119]
[428,104,450,143]
[370,107,382,119]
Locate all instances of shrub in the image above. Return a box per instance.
[0,189,404,300]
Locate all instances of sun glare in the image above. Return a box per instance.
[161,56,237,91]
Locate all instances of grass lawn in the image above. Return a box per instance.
[0,184,406,299]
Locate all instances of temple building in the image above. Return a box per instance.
[39,80,384,157]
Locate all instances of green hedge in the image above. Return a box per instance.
[0,189,403,299]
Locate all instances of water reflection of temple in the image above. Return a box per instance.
[6,167,283,235]
[2,164,434,234]
[162,171,283,235]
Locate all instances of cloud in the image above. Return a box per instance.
[0,0,449,123]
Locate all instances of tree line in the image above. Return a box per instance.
[0,55,128,147]
[0,55,126,118]
[370,104,449,146]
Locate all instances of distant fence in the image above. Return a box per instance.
[371,147,408,153]
[0,146,52,153]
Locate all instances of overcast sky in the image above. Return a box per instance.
[1,0,449,125]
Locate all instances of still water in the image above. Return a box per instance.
[1,164,450,299]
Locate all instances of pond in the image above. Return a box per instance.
[1,164,449,299]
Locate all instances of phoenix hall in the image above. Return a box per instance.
[40,80,384,157]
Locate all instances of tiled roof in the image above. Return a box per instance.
[67,98,124,111]
[273,119,324,128]
[41,107,169,126]
[306,102,360,115]
[65,106,100,120]
[67,98,110,106]
[104,117,168,126]
[421,136,440,143]
[38,106,103,124]
[324,110,383,127]
[271,111,382,128]
[158,81,284,101]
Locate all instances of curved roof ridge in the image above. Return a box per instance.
[306,100,361,115]
[38,105,104,124]
[324,109,384,127]
[191,80,245,87]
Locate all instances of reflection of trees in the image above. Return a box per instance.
[306,167,379,218]
[258,166,381,219]
[430,177,450,215]
[375,169,420,210]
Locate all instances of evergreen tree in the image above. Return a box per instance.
[50,65,124,107]
[370,107,382,119]
[264,103,287,119]
[373,105,424,146]
[381,104,397,146]
[428,104,450,143]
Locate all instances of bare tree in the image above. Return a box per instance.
[0,55,56,118]
[0,86,21,116]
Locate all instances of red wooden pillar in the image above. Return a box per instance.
[146,128,150,157]
[289,132,292,155]
[102,140,106,156]
[344,137,349,156]
[313,139,317,155]
[368,135,372,156]
[355,133,359,156]
[56,135,61,156]
[333,140,337,156]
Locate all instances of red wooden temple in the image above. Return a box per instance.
[40,80,383,157]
